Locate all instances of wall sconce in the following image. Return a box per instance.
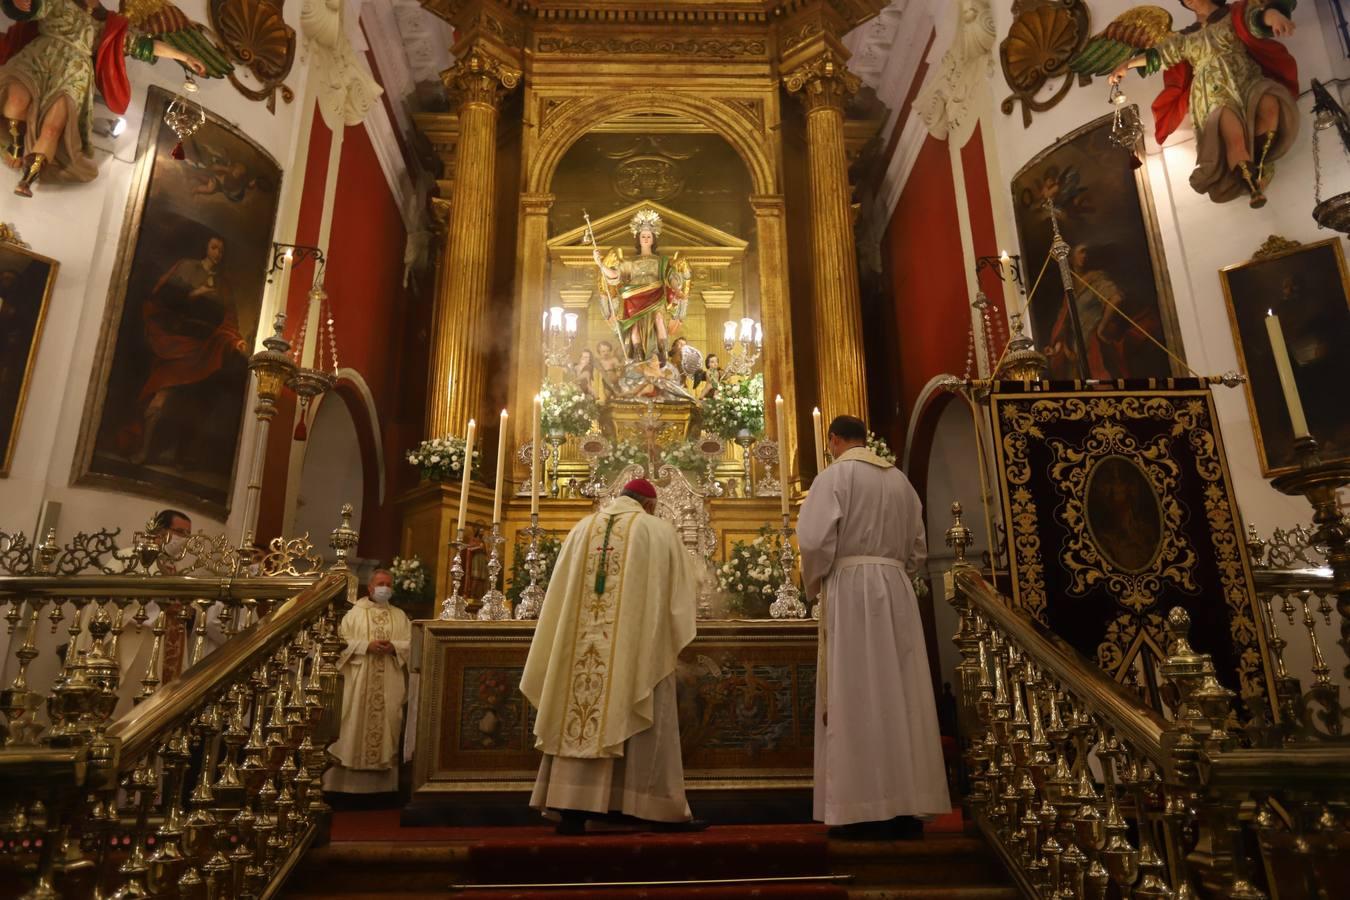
[975,250,1025,295]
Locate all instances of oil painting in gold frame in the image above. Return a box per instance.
[0,232,58,478]
[1219,236,1350,476]
[71,86,282,517]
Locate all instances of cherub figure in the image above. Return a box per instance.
[0,0,232,197]
[1070,0,1298,208]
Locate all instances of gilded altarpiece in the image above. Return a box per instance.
[989,384,1278,717]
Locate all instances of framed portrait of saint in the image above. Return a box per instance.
[1219,236,1350,476]
[73,86,282,517]
[1010,111,1186,380]
[0,235,58,477]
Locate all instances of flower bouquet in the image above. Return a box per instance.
[662,440,712,478]
[406,435,481,482]
[389,555,431,611]
[867,431,897,465]
[702,373,765,440]
[594,440,650,481]
[717,525,787,619]
[540,380,598,437]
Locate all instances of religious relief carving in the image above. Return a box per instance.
[443,49,522,109]
[209,0,296,112]
[602,136,694,202]
[782,52,861,113]
[535,37,767,59]
[1000,0,1091,127]
[916,0,995,144]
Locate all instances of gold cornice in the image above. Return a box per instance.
[442,47,523,109]
[419,0,883,30]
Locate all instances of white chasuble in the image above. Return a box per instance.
[798,447,951,825]
[521,496,698,760]
[327,598,412,783]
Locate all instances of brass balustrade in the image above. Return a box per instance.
[0,505,360,900]
[944,552,1350,899]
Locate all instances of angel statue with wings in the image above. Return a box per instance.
[591,207,692,367]
[0,0,231,197]
[1071,0,1298,208]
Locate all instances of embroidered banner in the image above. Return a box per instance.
[989,385,1277,716]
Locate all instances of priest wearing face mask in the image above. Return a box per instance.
[323,569,413,795]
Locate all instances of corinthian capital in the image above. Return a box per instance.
[782,51,861,113]
[442,49,522,110]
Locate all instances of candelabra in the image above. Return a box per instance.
[267,243,325,281]
[734,430,756,497]
[721,317,762,378]
[476,524,510,621]
[514,515,547,620]
[974,251,1025,295]
[547,431,567,498]
[438,530,467,620]
[1269,436,1350,679]
[769,514,807,619]
[543,305,579,368]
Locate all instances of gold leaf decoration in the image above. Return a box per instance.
[210,0,296,112]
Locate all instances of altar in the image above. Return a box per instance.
[404,618,818,825]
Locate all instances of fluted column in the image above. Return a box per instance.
[426,49,521,438]
[750,194,799,486]
[511,192,555,475]
[784,52,868,425]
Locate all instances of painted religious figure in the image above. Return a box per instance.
[0,0,230,197]
[592,207,692,367]
[1071,0,1298,208]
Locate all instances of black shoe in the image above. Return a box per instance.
[828,821,888,840]
[883,815,924,840]
[555,810,588,835]
[649,817,709,833]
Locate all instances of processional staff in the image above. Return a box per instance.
[583,210,629,362]
[1043,197,1090,382]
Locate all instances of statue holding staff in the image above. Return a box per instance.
[591,207,691,367]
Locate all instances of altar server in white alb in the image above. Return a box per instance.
[324,569,413,794]
[798,415,950,839]
[521,478,705,834]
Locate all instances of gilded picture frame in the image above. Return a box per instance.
[0,231,58,478]
[71,86,282,517]
[1011,110,1186,380]
[1219,236,1350,476]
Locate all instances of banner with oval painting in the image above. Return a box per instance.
[989,384,1277,721]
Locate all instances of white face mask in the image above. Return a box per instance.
[371,585,393,603]
[164,535,187,556]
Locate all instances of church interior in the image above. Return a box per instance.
[2,0,1349,897]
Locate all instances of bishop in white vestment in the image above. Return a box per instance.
[323,570,412,794]
[521,479,703,834]
[798,415,951,836]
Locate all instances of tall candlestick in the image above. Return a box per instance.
[457,419,476,534]
[812,407,825,474]
[775,394,789,517]
[1265,310,1311,439]
[493,409,508,523]
[531,394,542,516]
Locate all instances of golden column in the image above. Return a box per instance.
[750,194,799,485]
[784,51,868,425]
[425,49,521,438]
[510,192,555,472]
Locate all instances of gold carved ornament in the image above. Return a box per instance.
[1000,0,1092,127]
[443,50,522,109]
[783,53,862,113]
[209,0,296,112]
[536,36,767,58]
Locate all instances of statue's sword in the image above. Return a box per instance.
[583,210,630,363]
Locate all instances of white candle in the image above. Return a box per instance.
[456,419,476,535]
[1265,310,1311,439]
[775,394,789,517]
[812,407,825,474]
[493,409,508,524]
[999,250,1011,280]
[531,394,542,516]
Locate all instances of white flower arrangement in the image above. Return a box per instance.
[595,440,650,480]
[540,380,598,437]
[407,435,481,482]
[703,373,765,440]
[389,555,429,607]
[661,440,709,476]
[866,431,897,465]
[717,525,787,618]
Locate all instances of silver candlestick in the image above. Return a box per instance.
[514,515,546,620]
[438,530,467,620]
[769,514,807,619]
[477,523,510,620]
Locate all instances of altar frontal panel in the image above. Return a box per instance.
[413,621,816,798]
[989,385,1277,716]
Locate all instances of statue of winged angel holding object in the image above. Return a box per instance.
[0,0,232,197]
[1070,0,1298,209]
